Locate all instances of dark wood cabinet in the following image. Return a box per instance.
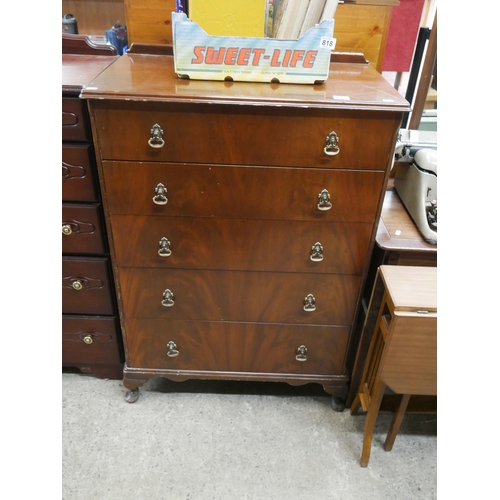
[62,39,123,379]
[82,50,409,403]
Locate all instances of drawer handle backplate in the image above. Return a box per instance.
[303,294,316,312]
[148,123,165,148]
[317,189,332,211]
[153,183,168,205]
[162,289,175,307]
[310,242,324,262]
[166,341,179,357]
[324,131,340,156]
[158,237,172,257]
[296,345,308,362]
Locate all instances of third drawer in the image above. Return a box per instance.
[62,204,106,255]
[111,215,373,275]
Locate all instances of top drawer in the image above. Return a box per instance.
[92,101,400,170]
[62,98,90,142]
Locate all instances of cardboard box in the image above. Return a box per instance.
[172,12,335,84]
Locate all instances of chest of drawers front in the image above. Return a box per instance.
[85,53,407,403]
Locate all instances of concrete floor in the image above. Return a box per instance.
[62,373,437,500]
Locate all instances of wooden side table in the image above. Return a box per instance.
[350,265,437,467]
[346,181,437,407]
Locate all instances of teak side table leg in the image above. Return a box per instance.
[350,393,362,416]
[360,377,386,467]
[384,394,411,451]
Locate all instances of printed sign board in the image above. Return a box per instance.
[172,12,335,84]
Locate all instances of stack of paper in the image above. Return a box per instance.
[272,0,339,39]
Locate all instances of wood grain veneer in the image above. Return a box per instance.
[101,162,385,222]
[119,267,361,325]
[110,215,373,274]
[124,319,350,375]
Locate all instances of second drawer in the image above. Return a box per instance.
[62,144,99,202]
[102,161,385,222]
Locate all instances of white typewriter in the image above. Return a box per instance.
[393,130,437,245]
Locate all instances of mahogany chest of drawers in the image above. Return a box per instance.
[82,51,409,403]
[62,49,123,379]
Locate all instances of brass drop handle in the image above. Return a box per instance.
[148,123,165,148]
[72,280,83,291]
[83,335,93,345]
[158,237,172,257]
[162,289,175,307]
[296,345,308,362]
[324,131,340,156]
[310,242,324,262]
[166,341,179,357]
[153,183,168,205]
[62,224,72,235]
[317,189,332,211]
[303,294,316,312]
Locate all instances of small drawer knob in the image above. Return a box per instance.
[83,335,93,345]
[324,131,340,156]
[148,123,165,148]
[310,242,324,262]
[317,189,332,211]
[158,237,172,257]
[162,289,175,307]
[166,341,179,357]
[153,183,168,205]
[62,224,72,235]
[295,345,308,362]
[72,280,83,291]
[303,294,316,312]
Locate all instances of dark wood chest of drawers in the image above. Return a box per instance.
[82,51,409,403]
[62,51,123,379]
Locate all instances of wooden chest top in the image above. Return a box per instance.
[81,52,409,111]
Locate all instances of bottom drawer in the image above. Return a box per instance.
[62,315,122,366]
[124,319,349,375]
